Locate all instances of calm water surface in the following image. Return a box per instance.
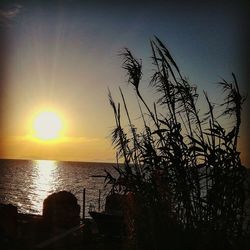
[0,159,115,217]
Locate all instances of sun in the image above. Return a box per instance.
[33,111,63,140]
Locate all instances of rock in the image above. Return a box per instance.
[0,203,18,239]
[43,191,80,231]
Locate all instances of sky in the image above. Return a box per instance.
[0,0,249,165]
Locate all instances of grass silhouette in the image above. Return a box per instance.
[106,37,247,250]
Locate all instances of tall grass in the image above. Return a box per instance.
[106,37,246,250]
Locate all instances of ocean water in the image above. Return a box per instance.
[0,159,116,218]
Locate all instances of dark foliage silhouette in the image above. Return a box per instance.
[106,37,247,250]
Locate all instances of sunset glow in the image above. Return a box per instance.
[33,111,63,141]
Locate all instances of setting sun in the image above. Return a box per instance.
[33,111,63,140]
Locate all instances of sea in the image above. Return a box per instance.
[0,159,116,218]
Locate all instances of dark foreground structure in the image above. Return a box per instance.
[0,187,249,250]
[0,191,124,250]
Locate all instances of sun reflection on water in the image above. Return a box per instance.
[29,160,59,213]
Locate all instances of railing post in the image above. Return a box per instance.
[82,188,85,221]
[98,189,101,212]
